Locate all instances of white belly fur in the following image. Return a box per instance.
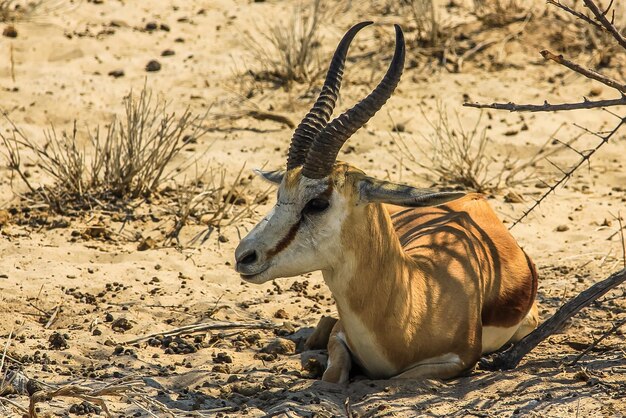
[337,312,396,377]
[481,324,519,354]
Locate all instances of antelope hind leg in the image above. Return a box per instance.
[508,301,539,344]
[321,321,351,384]
[392,353,468,380]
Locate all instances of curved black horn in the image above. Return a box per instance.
[302,24,405,179]
[286,21,373,171]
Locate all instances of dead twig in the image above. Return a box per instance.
[582,0,626,50]
[28,380,144,418]
[510,116,624,229]
[568,317,626,366]
[540,49,626,94]
[247,110,295,128]
[481,267,626,370]
[464,96,626,112]
[124,320,276,345]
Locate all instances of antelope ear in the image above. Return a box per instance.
[253,169,285,185]
[358,177,465,207]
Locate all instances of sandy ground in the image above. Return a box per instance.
[1,0,625,417]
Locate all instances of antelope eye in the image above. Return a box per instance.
[302,198,330,215]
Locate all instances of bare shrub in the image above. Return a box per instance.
[168,165,271,246]
[0,0,67,22]
[244,0,324,86]
[393,105,571,193]
[406,0,439,47]
[1,87,209,212]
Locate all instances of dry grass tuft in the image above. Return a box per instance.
[393,105,573,193]
[0,0,67,23]
[1,87,210,213]
[244,0,324,87]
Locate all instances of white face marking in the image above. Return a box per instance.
[235,175,349,283]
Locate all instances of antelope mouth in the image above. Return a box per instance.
[238,266,270,283]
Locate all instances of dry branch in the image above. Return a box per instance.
[482,267,626,370]
[582,0,626,50]
[464,96,626,112]
[124,320,276,345]
[568,317,626,366]
[540,50,626,94]
[546,0,604,30]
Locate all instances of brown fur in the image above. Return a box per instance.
[323,165,538,378]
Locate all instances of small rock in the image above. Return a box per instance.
[556,225,569,232]
[145,60,161,72]
[392,123,405,133]
[588,86,602,97]
[137,237,156,251]
[104,312,114,322]
[0,210,10,226]
[504,191,524,204]
[83,224,106,238]
[108,69,125,78]
[2,25,17,38]
[262,338,296,355]
[276,322,296,336]
[145,22,158,31]
[161,49,175,56]
[159,23,170,31]
[274,308,289,319]
[111,318,133,332]
[212,364,230,373]
[49,332,69,350]
[232,382,263,396]
[218,234,229,243]
[92,328,102,336]
[213,352,233,364]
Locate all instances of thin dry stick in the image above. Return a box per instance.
[510,116,624,229]
[124,320,276,345]
[617,211,626,269]
[464,96,626,112]
[546,0,604,30]
[482,267,626,370]
[568,317,626,366]
[29,381,144,418]
[540,50,626,93]
[583,0,626,50]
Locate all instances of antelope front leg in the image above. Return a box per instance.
[321,321,351,384]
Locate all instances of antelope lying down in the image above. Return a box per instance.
[235,22,538,383]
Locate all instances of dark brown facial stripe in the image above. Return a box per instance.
[268,219,302,257]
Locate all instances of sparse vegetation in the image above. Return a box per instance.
[1,87,209,213]
[244,0,324,87]
[164,165,270,246]
[0,0,67,22]
[393,105,572,193]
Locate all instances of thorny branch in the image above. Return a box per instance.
[510,116,625,229]
[464,96,626,112]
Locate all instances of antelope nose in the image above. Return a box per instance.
[237,249,258,266]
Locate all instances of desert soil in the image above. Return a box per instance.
[1,1,625,417]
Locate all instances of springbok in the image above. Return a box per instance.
[235,22,538,383]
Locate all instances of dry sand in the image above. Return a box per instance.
[0,1,625,417]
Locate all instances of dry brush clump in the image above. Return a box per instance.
[244,0,325,88]
[0,0,67,23]
[393,105,571,193]
[1,88,209,213]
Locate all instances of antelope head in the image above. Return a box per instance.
[235,22,463,284]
